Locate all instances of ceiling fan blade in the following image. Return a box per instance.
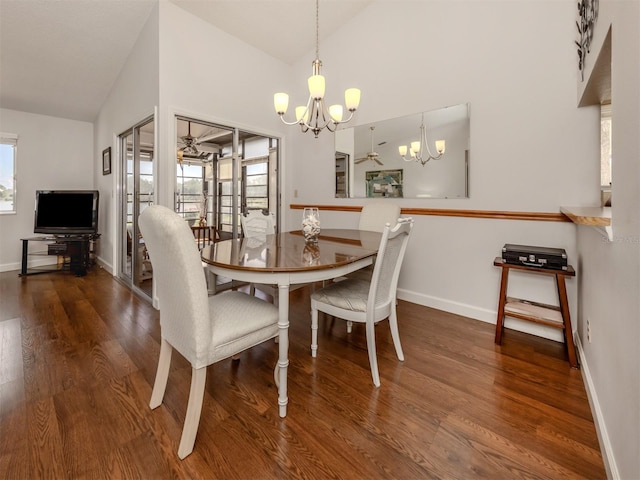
[355,158,368,164]
[375,159,384,165]
[196,128,220,144]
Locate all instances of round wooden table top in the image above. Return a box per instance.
[201,229,381,273]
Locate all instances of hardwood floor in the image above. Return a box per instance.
[0,267,605,479]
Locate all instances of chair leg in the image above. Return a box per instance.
[365,321,381,387]
[388,305,405,361]
[178,366,207,459]
[311,305,319,358]
[209,271,217,295]
[150,338,172,409]
[346,320,353,333]
[249,284,256,296]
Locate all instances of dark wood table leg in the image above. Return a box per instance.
[495,266,509,344]
[20,239,29,276]
[556,273,579,368]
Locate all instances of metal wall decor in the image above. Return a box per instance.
[575,0,599,81]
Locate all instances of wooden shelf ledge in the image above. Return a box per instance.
[560,206,612,240]
[504,297,564,328]
[560,206,611,226]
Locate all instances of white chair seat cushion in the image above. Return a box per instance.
[311,279,370,312]
[209,291,279,362]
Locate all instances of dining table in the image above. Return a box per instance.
[201,229,381,418]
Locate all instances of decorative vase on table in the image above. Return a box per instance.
[303,243,320,265]
[302,207,320,243]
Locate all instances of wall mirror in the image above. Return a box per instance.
[335,103,470,198]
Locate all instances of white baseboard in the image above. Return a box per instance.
[397,288,564,342]
[1,257,113,275]
[94,256,113,275]
[0,258,57,273]
[575,336,618,480]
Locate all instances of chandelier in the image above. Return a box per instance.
[398,113,446,166]
[273,0,361,138]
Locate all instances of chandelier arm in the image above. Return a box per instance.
[300,98,334,134]
[278,115,306,126]
[338,109,356,125]
[278,95,314,126]
[419,119,445,161]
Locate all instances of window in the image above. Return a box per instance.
[217,156,237,234]
[176,162,210,225]
[601,103,612,188]
[0,133,18,214]
[243,159,269,211]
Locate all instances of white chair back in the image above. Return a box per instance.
[369,218,413,311]
[241,210,276,237]
[139,205,210,366]
[359,203,401,232]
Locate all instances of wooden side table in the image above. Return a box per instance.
[493,257,578,368]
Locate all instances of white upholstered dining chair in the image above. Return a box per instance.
[241,209,276,237]
[339,202,402,284]
[358,201,400,232]
[359,202,401,232]
[240,210,279,300]
[310,217,414,387]
[240,210,306,303]
[139,205,280,459]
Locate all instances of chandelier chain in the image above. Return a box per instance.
[315,0,319,60]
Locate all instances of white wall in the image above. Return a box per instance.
[156,2,291,219]
[0,109,93,271]
[285,1,596,342]
[93,4,160,272]
[284,1,638,477]
[573,0,640,478]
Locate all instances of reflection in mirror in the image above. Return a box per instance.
[335,152,349,198]
[335,103,470,198]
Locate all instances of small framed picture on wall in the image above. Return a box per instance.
[102,147,111,175]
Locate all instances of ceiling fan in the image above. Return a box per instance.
[177,121,218,161]
[355,126,384,165]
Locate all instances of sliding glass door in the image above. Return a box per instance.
[175,116,279,241]
[118,116,155,299]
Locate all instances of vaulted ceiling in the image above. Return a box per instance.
[0,0,371,122]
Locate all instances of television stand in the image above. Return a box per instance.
[19,235,97,277]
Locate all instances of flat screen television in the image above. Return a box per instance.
[34,190,99,235]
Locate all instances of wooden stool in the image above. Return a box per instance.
[493,257,578,368]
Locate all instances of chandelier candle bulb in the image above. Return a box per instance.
[274,93,289,114]
[329,105,343,122]
[345,88,361,111]
[398,145,408,156]
[308,75,326,99]
[436,140,446,154]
